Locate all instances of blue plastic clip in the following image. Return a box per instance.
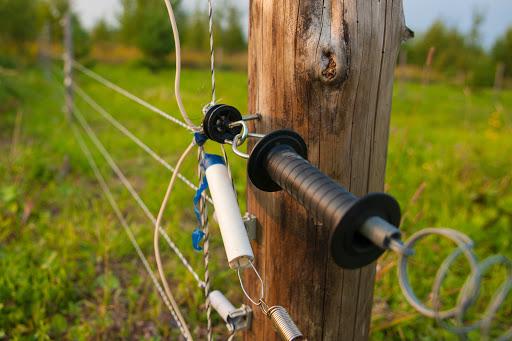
[194,132,208,147]
[192,174,209,251]
[192,228,206,251]
[193,176,209,223]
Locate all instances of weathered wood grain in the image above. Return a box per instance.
[245,1,408,339]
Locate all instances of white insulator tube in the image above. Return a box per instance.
[204,155,254,269]
[209,290,236,323]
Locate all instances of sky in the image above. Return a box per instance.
[74,0,512,48]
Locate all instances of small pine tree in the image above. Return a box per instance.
[0,0,42,52]
[492,27,512,77]
[119,0,186,67]
[185,6,210,51]
[92,19,115,43]
[221,5,246,53]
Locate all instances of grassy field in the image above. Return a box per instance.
[1,63,511,340]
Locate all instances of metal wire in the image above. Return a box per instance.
[70,124,189,338]
[73,84,212,204]
[207,0,216,104]
[266,306,304,341]
[72,104,206,288]
[398,227,512,339]
[153,139,196,341]
[237,261,265,306]
[72,61,193,132]
[198,146,214,341]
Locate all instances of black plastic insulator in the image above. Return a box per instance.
[202,104,243,144]
[248,130,401,269]
[248,130,308,192]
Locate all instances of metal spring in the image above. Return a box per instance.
[398,228,512,340]
[267,306,304,341]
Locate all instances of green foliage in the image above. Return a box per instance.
[118,0,138,45]
[119,0,185,66]
[0,0,91,62]
[219,5,246,53]
[374,81,512,339]
[184,2,246,53]
[405,20,484,75]
[91,19,116,44]
[184,6,211,51]
[1,63,512,338]
[403,12,508,88]
[0,0,43,48]
[136,7,174,66]
[0,64,248,339]
[492,27,512,77]
[47,0,92,60]
[71,14,92,60]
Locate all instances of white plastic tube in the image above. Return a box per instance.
[209,290,236,323]
[204,155,254,269]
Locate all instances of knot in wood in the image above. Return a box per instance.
[317,45,350,87]
[321,52,337,80]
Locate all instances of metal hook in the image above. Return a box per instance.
[231,133,250,159]
[227,120,249,145]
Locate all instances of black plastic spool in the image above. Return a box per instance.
[202,104,243,144]
[248,130,308,192]
[248,129,401,269]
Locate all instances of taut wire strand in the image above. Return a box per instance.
[70,102,206,288]
[70,123,189,338]
[73,84,212,204]
[203,2,218,338]
[72,61,193,132]
[207,0,216,104]
[198,146,213,341]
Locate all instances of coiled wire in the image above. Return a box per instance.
[266,306,304,341]
[398,228,512,340]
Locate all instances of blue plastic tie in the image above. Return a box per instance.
[192,175,209,251]
[192,228,206,251]
[194,132,208,147]
[191,154,224,251]
[200,153,225,170]
[193,176,209,223]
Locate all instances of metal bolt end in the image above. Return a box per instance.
[389,238,414,256]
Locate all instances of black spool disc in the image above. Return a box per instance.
[202,104,243,144]
[248,129,308,192]
[330,193,401,269]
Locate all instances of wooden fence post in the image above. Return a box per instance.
[63,3,73,122]
[245,1,410,340]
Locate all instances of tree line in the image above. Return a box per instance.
[403,13,512,87]
[1,0,511,87]
[0,0,246,66]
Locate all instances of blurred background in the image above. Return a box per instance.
[1,0,511,340]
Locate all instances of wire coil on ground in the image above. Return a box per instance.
[398,228,512,339]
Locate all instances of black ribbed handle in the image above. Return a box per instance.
[248,129,401,268]
[266,145,357,229]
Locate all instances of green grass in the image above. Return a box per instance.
[0,64,511,340]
